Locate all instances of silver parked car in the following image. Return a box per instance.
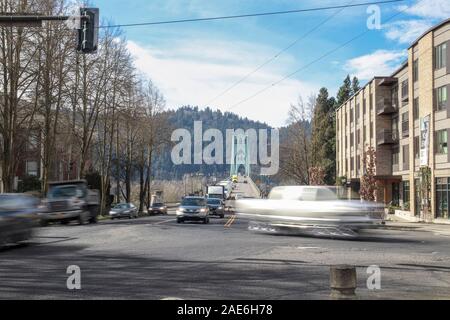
[176,197,210,224]
[235,186,385,238]
[109,203,138,220]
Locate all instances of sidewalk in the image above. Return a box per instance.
[384,214,450,236]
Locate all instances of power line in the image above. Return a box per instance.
[225,0,422,112]
[205,0,357,106]
[99,0,405,29]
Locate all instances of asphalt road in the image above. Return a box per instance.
[0,211,450,300]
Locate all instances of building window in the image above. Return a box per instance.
[437,86,447,111]
[435,42,447,70]
[402,112,409,138]
[413,97,419,120]
[392,151,399,166]
[26,161,38,177]
[356,104,360,122]
[414,136,420,159]
[27,134,39,152]
[401,80,409,103]
[436,130,448,155]
[392,183,400,207]
[436,178,450,219]
[413,59,419,82]
[363,99,367,115]
[350,157,354,171]
[357,155,361,174]
[363,125,367,142]
[357,130,361,145]
[350,107,354,124]
[403,181,410,207]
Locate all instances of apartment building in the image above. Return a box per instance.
[336,18,450,222]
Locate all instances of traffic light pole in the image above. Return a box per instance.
[0,15,70,27]
[1,8,99,53]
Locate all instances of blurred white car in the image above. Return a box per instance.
[235,186,384,237]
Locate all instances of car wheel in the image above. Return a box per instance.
[40,220,49,227]
[78,212,89,225]
[220,215,225,219]
[177,218,183,224]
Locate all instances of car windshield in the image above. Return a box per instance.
[153,203,164,207]
[207,199,221,205]
[48,186,84,199]
[113,204,128,209]
[182,198,206,206]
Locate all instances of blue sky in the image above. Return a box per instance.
[92,0,450,127]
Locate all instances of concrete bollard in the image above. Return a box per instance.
[330,265,357,300]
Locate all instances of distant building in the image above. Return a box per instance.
[336,18,450,222]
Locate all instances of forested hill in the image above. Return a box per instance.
[152,106,273,180]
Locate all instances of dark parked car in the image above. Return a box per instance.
[0,194,40,246]
[176,197,210,224]
[207,198,225,218]
[109,203,138,220]
[148,203,168,215]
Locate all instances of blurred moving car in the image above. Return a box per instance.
[109,203,139,220]
[176,197,210,224]
[235,186,385,238]
[206,198,225,218]
[41,180,100,226]
[148,202,168,215]
[0,194,40,246]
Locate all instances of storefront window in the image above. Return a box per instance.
[392,183,400,207]
[436,178,450,219]
[402,181,410,208]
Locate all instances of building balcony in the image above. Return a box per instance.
[377,98,398,116]
[377,129,399,146]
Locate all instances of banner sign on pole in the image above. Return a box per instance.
[420,115,431,167]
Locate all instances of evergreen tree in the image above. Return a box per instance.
[310,88,337,185]
[336,75,352,106]
[352,76,361,95]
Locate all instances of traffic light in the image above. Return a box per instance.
[77,8,99,54]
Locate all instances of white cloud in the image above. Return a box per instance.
[344,50,407,80]
[398,0,450,19]
[127,40,318,127]
[383,0,450,45]
[384,20,434,44]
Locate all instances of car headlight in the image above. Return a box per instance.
[200,208,207,213]
[160,207,165,210]
[218,206,223,210]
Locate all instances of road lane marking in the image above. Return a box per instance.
[225,215,236,228]
[152,219,176,225]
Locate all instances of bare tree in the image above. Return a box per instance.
[279,95,314,185]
